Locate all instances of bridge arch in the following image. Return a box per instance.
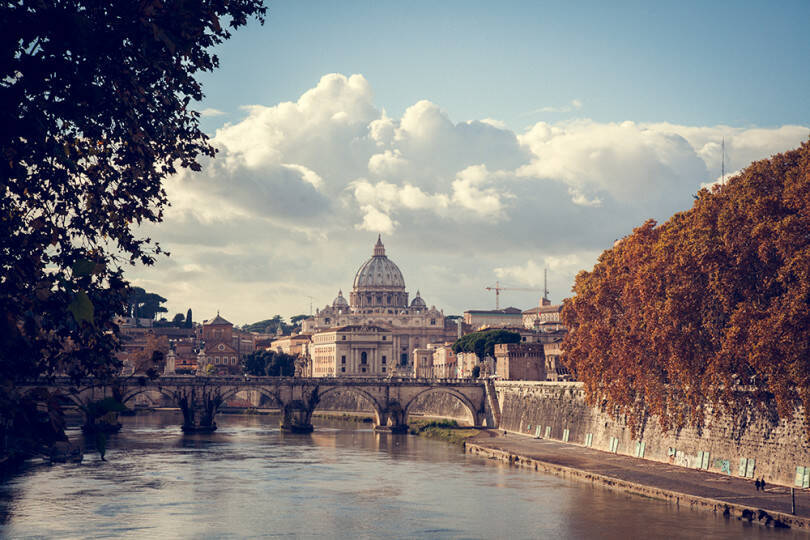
[120,387,177,406]
[220,386,285,409]
[403,387,480,427]
[313,385,386,425]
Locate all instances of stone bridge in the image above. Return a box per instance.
[23,376,497,433]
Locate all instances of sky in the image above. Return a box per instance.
[131,1,810,325]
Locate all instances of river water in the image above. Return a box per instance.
[0,411,802,539]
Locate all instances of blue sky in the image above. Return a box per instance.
[199,1,810,132]
[135,1,810,323]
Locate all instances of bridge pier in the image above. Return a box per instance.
[280,400,314,433]
[176,387,222,433]
[374,401,408,433]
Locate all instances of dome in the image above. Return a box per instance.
[352,236,406,290]
[332,290,349,309]
[410,290,426,308]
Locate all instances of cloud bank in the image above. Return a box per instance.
[132,74,809,323]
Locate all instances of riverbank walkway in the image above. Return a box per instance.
[467,430,810,529]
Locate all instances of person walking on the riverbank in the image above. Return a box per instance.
[755,479,760,491]
[760,478,766,491]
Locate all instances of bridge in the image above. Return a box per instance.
[22,376,498,433]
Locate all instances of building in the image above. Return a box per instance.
[543,339,571,381]
[463,307,524,329]
[170,339,199,374]
[431,344,457,379]
[413,347,434,378]
[269,334,312,358]
[494,342,546,380]
[456,351,481,379]
[303,236,457,376]
[197,313,243,375]
[522,302,564,333]
[310,325,393,377]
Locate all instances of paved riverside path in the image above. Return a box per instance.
[467,430,810,525]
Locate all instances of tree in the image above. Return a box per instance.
[0,1,265,460]
[126,287,168,320]
[561,141,810,435]
[0,1,265,382]
[242,350,296,377]
[243,315,286,334]
[185,308,193,328]
[452,329,521,360]
[172,313,185,326]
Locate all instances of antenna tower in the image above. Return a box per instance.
[543,268,549,301]
[721,136,725,184]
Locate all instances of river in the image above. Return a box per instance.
[0,411,802,539]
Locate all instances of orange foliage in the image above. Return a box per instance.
[562,140,810,434]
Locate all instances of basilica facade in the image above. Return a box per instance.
[303,236,457,377]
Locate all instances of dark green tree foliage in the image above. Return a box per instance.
[562,141,810,435]
[185,308,193,328]
[172,313,185,325]
[0,1,266,385]
[126,287,167,320]
[242,350,296,377]
[452,329,521,360]
[243,315,285,334]
[0,1,265,460]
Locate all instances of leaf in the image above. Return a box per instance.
[71,258,96,277]
[68,290,95,325]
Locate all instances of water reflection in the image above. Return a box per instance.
[0,412,802,539]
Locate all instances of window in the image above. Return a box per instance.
[361,367,366,373]
[341,335,346,340]
[400,353,408,365]
[430,319,436,325]
[382,356,386,364]
[341,355,346,364]
[341,367,346,373]
[325,317,330,324]
[382,367,386,372]
[386,295,391,304]
[367,295,372,303]
[382,336,386,341]
[361,352,367,365]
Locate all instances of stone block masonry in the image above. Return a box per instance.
[495,381,810,488]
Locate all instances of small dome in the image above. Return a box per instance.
[332,290,349,308]
[410,290,426,308]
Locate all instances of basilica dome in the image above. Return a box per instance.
[352,236,406,290]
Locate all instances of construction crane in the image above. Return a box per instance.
[484,281,542,309]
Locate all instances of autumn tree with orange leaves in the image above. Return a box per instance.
[561,140,810,434]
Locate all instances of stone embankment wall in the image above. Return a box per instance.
[495,381,810,488]
[313,390,473,423]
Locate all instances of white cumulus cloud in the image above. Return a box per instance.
[129,73,808,323]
